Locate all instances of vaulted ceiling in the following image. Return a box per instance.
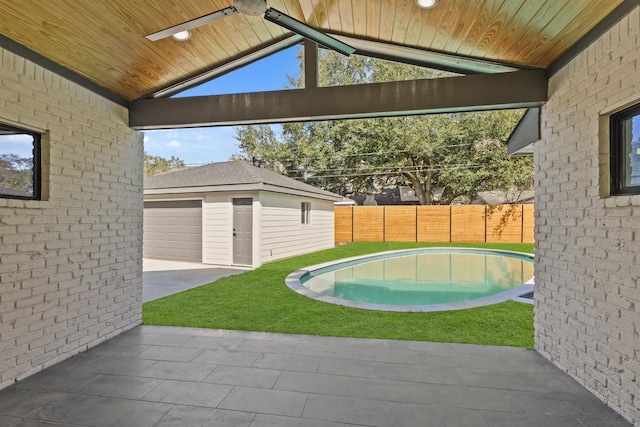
[0,0,628,102]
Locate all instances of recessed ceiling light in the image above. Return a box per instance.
[415,0,438,9]
[172,30,191,41]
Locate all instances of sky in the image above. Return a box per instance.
[142,45,301,165]
[0,134,34,158]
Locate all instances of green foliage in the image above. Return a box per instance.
[144,151,186,177]
[143,242,535,348]
[235,49,534,204]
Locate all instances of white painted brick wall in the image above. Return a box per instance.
[535,6,640,425]
[0,48,143,389]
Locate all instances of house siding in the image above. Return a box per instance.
[535,5,640,425]
[259,192,335,263]
[201,192,259,266]
[0,49,143,389]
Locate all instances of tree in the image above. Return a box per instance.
[0,153,34,195]
[144,152,185,177]
[235,48,533,204]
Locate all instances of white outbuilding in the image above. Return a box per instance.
[143,160,342,268]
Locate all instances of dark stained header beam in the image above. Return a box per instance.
[129,69,547,130]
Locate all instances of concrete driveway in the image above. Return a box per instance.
[143,259,249,302]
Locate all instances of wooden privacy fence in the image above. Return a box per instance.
[335,204,534,243]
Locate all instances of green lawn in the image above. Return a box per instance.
[143,242,535,348]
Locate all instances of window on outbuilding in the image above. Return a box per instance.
[301,201,310,224]
[611,103,640,195]
[0,124,42,200]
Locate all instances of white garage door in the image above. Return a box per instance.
[143,200,202,262]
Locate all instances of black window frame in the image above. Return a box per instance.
[610,103,640,196]
[0,123,42,200]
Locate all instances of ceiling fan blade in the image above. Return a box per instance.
[264,8,356,56]
[145,6,239,41]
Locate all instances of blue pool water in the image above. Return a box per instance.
[287,248,534,311]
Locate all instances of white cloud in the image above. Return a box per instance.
[141,126,246,164]
[2,134,33,144]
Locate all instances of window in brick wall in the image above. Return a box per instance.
[0,123,42,200]
[301,201,310,224]
[611,103,640,195]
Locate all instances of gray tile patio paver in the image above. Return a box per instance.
[294,342,357,359]
[456,367,587,393]
[485,353,564,374]
[83,341,150,358]
[6,419,66,427]
[142,379,233,408]
[153,405,255,427]
[480,411,587,427]
[386,363,464,385]
[235,339,299,354]
[13,368,100,393]
[350,377,523,412]
[50,355,157,377]
[511,389,625,420]
[0,389,45,418]
[354,346,422,365]
[0,325,634,427]
[110,331,194,347]
[181,335,246,350]
[317,357,389,379]
[391,402,489,427]
[274,371,352,396]
[218,386,308,417]
[24,392,173,427]
[204,366,282,388]
[136,345,203,362]
[249,413,348,427]
[139,360,217,382]
[192,349,262,367]
[349,377,440,406]
[303,394,394,427]
[416,351,493,369]
[0,416,18,426]
[579,419,638,427]
[77,374,164,400]
[252,353,321,373]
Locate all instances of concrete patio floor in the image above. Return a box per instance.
[0,325,632,427]
[142,259,249,302]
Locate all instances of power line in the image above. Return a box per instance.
[295,164,484,179]
[287,164,482,174]
[247,143,474,164]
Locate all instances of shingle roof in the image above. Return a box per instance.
[144,161,342,201]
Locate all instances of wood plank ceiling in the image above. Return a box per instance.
[0,0,626,101]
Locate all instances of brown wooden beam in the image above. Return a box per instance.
[129,69,547,130]
[304,39,318,89]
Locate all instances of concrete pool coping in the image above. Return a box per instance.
[285,248,535,312]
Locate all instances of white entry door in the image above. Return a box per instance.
[232,198,253,265]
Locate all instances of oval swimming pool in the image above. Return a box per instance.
[285,248,534,312]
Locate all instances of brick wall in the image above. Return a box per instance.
[535,6,640,424]
[0,48,143,389]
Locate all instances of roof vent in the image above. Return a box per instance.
[252,157,263,167]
